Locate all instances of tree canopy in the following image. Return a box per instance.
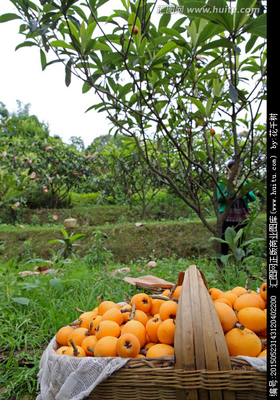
[0,0,267,252]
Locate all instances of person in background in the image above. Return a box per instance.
[217,160,256,255]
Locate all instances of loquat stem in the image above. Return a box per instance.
[245,278,250,290]
[124,292,131,302]
[75,307,85,313]
[69,338,79,356]
[235,322,245,330]
[87,346,95,355]
[120,307,132,313]
[97,296,102,305]
[69,320,82,326]
[150,295,179,303]
[169,284,177,298]
[128,302,136,321]
[85,321,94,336]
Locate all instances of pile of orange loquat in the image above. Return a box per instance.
[54,282,267,359]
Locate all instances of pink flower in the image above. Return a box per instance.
[53,215,58,221]
[45,146,53,151]
[85,155,90,159]
[30,172,36,179]
[128,189,133,195]
[2,151,7,158]
[19,225,25,229]
[43,185,48,193]
[13,156,18,161]
[73,171,78,175]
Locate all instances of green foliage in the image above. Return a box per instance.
[0,0,267,249]
[84,230,113,270]
[47,228,85,261]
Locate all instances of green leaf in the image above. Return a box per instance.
[50,40,75,50]
[234,0,258,32]
[229,82,238,104]
[93,41,112,51]
[69,234,85,243]
[15,41,38,50]
[154,41,178,59]
[199,38,234,53]
[206,97,213,118]
[179,1,233,32]
[11,297,30,305]
[65,58,72,87]
[40,49,47,71]
[0,13,21,23]
[195,150,207,163]
[47,239,65,245]
[225,227,236,248]
[61,228,69,239]
[242,13,267,38]
[187,97,206,116]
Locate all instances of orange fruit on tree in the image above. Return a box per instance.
[121,319,146,348]
[146,343,174,357]
[159,300,178,321]
[56,326,74,346]
[130,293,152,313]
[237,307,267,333]
[210,128,215,135]
[101,307,124,326]
[67,327,89,347]
[131,25,139,35]
[259,282,267,302]
[98,300,119,316]
[94,336,118,357]
[231,286,247,297]
[217,291,238,307]
[56,346,69,355]
[214,302,238,333]
[81,335,98,356]
[146,316,162,343]
[116,333,141,358]
[95,320,121,340]
[225,327,262,357]
[208,288,224,301]
[157,318,175,345]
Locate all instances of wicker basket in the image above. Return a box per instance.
[86,264,267,400]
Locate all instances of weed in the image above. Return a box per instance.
[84,230,113,271]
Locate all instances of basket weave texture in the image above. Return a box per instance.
[86,265,267,400]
